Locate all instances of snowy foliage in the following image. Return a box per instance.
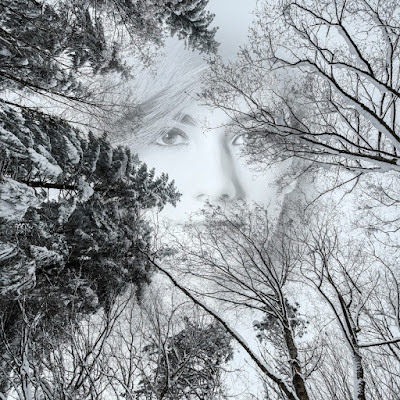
[135,318,233,400]
[0,0,217,397]
[0,0,217,97]
[0,103,180,394]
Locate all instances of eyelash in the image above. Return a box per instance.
[154,128,189,147]
[231,133,250,146]
[153,129,251,148]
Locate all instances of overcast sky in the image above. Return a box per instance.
[206,0,258,60]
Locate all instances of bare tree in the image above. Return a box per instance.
[142,201,400,400]
[133,291,233,400]
[0,289,134,399]
[298,208,400,400]
[0,284,232,400]
[144,203,314,400]
[203,0,400,174]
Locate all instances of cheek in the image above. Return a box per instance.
[137,147,196,192]
[138,148,178,173]
[235,157,292,203]
[238,167,277,199]
[136,147,207,222]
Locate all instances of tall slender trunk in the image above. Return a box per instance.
[283,325,309,400]
[353,351,366,400]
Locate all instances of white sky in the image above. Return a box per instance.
[206,0,258,60]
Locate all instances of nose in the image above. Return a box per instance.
[194,139,243,204]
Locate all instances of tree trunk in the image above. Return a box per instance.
[283,325,309,400]
[353,350,366,400]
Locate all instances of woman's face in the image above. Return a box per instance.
[136,104,292,223]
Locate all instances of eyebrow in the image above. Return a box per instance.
[174,113,197,126]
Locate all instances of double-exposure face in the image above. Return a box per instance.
[133,102,292,223]
[110,50,294,224]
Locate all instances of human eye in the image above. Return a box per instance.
[155,128,189,146]
[231,132,250,146]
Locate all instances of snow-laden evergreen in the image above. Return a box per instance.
[0,102,180,395]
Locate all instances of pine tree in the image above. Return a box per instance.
[0,0,216,394]
[135,319,233,400]
[162,0,218,54]
[0,0,217,100]
[0,103,180,393]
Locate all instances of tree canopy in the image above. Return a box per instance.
[0,0,218,395]
[203,0,400,173]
